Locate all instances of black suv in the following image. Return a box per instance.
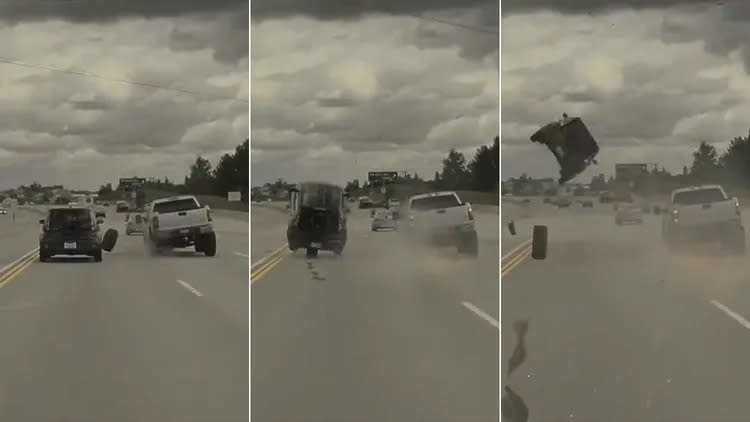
[39,207,104,262]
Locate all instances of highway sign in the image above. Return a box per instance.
[228,191,241,202]
[368,171,398,185]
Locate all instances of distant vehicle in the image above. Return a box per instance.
[581,200,593,208]
[0,208,6,215]
[38,207,112,262]
[372,209,398,231]
[387,199,401,209]
[530,114,599,184]
[287,182,347,258]
[662,184,745,253]
[358,196,374,209]
[404,191,478,256]
[143,195,216,256]
[555,198,571,207]
[116,201,129,213]
[125,212,146,235]
[615,204,643,225]
[599,191,613,203]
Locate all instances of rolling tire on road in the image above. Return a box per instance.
[201,232,217,257]
[93,249,103,262]
[531,225,548,260]
[101,229,118,252]
[306,248,318,258]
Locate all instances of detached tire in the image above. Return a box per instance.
[101,229,118,252]
[202,232,217,257]
[531,225,548,260]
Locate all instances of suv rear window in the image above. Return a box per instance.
[673,188,726,205]
[410,194,461,211]
[153,198,200,213]
[48,209,93,229]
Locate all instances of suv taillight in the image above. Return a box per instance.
[152,216,159,230]
[467,206,474,221]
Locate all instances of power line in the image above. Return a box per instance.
[0,56,248,104]
[404,12,498,35]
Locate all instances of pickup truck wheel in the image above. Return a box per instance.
[145,231,159,256]
[39,252,49,263]
[202,232,217,257]
[93,250,103,262]
[457,232,478,257]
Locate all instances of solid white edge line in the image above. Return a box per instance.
[461,301,500,329]
[711,300,750,330]
[501,238,531,261]
[235,252,249,258]
[176,279,203,297]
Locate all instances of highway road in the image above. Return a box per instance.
[0,206,249,422]
[502,200,750,421]
[252,204,500,422]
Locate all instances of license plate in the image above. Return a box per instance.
[179,229,190,234]
[64,242,76,249]
[310,242,322,248]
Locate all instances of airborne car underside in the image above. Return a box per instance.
[530,114,600,184]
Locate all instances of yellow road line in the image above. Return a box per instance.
[0,251,38,290]
[501,245,531,277]
[251,252,288,284]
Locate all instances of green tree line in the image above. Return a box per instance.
[344,136,499,195]
[103,139,249,202]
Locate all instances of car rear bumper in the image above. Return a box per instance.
[40,238,100,256]
[152,225,213,242]
[287,228,347,250]
[666,220,742,241]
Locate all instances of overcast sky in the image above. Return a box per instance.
[251,0,499,187]
[502,0,750,182]
[0,0,248,191]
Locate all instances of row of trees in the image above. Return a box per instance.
[99,139,249,202]
[343,136,499,195]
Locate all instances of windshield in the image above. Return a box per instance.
[153,199,200,213]
[300,186,341,210]
[48,209,93,230]
[410,195,461,211]
[674,188,726,205]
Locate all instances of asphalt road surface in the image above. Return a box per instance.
[252,204,500,422]
[502,200,750,421]
[0,206,248,422]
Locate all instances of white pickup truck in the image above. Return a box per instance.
[143,195,216,256]
[403,191,478,256]
[662,184,745,253]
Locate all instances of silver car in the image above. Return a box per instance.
[125,212,146,235]
[615,204,643,225]
[371,210,398,231]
